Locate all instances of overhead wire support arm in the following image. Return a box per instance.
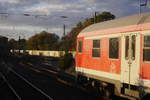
[139,0,148,14]
[0,12,47,18]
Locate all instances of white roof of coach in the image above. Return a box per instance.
[80,12,150,34]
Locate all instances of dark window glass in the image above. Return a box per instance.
[78,40,82,53]
[93,40,100,48]
[92,49,100,57]
[144,36,150,47]
[143,36,150,61]
[143,49,150,61]
[109,38,119,59]
[92,40,100,57]
[125,36,129,59]
[131,35,136,60]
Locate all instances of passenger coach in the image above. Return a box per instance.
[76,12,150,99]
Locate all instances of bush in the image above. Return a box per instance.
[59,53,75,70]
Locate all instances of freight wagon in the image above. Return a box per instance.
[0,36,9,57]
[76,12,150,100]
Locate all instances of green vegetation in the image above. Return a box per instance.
[8,11,115,52]
[8,31,60,51]
[9,38,26,51]
[0,11,116,72]
[60,12,115,51]
[59,53,75,71]
[7,11,115,71]
[27,31,59,50]
[58,11,115,71]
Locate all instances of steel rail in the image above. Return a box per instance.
[8,67,53,100]
[0,72,22,100]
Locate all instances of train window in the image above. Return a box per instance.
[143,36,150,61]
[109,38,119,59]
[78,40,82,53]
[131,35,136,60]
[92,40,100,57]
[125,36,129,59]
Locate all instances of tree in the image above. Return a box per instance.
[9,38,27,50]
[27,31,59,50]
[19,39,26,50]
[9,39,18,50]
[60,11,116,51]
[96,12,115,22]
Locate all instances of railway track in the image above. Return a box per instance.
[21,62,76,86]
[19,60,129,100]
[0,72,21,100]
[0,61,53,100]
[0,58,128,100]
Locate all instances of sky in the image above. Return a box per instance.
[0,0,149,40]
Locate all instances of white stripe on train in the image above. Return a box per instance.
[76,67,150,88]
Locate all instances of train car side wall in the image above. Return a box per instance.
[76,36,121,79]
[140,31,150,92]
[76,28,150,99]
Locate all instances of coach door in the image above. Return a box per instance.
[121,33,140,85]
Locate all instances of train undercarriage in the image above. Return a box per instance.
[76,72,150,100]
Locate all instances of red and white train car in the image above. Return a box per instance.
[76,12,150,99]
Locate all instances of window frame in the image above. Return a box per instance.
[78,40,83,53]
[143,35,150,62]
[131,35,136,60]
[92,39,101,58]
[125,36,129,60]
[108,37,120,59]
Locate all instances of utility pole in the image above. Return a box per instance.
[22,34,26,53]
[63,24,66,36]
[60,16,68,36]
[18,35,21,54]
[94,12,98,23]
[140,0,141,14]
